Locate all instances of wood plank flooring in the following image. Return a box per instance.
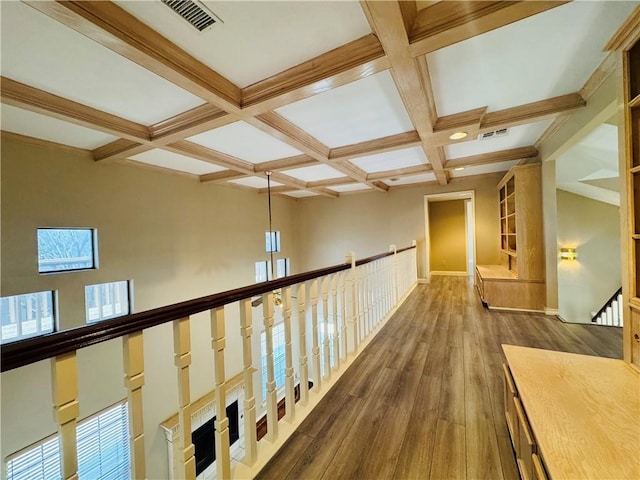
[255,276,623,480]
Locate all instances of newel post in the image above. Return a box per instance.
[344,251,358,355]
[389,244,398,309]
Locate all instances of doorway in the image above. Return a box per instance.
[424,192,476,279]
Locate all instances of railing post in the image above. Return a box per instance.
[282,287,296,422]
[262,292,278,441]
[331,273,340,371]
[239,299,257,466]
[123,332,146,480]
[211,307,231,480]
[308,279,321,391]
[51,352,79,480]
[321,276,331,381]
[173,317,195,480]
[296,283,309,405]
[390,245,398,308]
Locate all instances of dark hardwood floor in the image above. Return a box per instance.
[255,276,623,480]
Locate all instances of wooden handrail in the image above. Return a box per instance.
[1,245,415,372]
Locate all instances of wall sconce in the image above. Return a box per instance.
[560,247,577,260]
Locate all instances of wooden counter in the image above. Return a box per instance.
[502,345,640,479]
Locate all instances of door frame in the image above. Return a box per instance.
[424,191,477,280]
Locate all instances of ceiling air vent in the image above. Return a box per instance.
[161,0,221,32]
[478,128,509,141]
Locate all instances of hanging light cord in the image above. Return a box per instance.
[266,171,275,281]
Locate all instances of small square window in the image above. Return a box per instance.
[276,258,290,278]
[85,280,131,323]
[1,291,56,344]
[265,231,281,253]
[37,228,97,274]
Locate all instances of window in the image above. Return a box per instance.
[6,402,130,480]
[255,261,270,283]
[85,281,131,323]
[276,258,290,278]
[265,231,280,253]
[1,291,55,344]
[261,322,286,399]
[37,228,97,273]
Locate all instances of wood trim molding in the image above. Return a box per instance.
[408,1,568,57]
[242,34,388,113]
[199,170,246,184]
[1,77,150,142]
[23,1,241,109]
[580,53,618,101]
[329,131,421,161]
[1,130,92,159]
[444,146,538,170]
[366,164,432,182]
[254,155,318,173]
[604,5,640,52]
[150,104,233,141]
[93,139,152,162]
[167,141,256,173]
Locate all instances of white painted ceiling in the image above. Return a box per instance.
[1,1,637,198]
[556,123,620,206]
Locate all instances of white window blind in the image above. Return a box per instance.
[6,403,130,480]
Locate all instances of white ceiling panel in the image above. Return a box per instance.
[0,1,205,125]
[188,121,303,163]
[229,176,284,189]
[281,165,346,182]
[328,184,372,193]
[1,104,117,150]
[116,1,371,88]
[445,120,553,159]
[385,173,437,186]
[275,71,414,148]
[450,160,521,178]
[129,149,225,175]
[283,191,319,198]
[351,146,428,173]
[428,1,638,115]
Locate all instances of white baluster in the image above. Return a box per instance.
[321,276,331,381]
[262,292,278,441]
[308,279,321,391]
[606,306,613,326]
[239,299,257,466]
[173,317,196,480]
[123,332,146,480]
[331,273,340,371]
[296,283,309,405]
[612,299,620,327]
[282,287,296,422]
[51,352,79,480]
[618,294,624,326]
[211,307,231,479]
[339,270,348,361]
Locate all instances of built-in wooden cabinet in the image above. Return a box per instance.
[476,164,545,311]
[613,17,640,370]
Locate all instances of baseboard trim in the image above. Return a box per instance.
[418,278,429,284]
[544,308,559,316]
[429,271,469,277]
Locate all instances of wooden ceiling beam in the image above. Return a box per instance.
[306,177,358,189]
[366,164,432,182]
[254,155,318,173]
[329,131,421,161]
[444,146,538,170]
[408,1,569,57]
[361,0,448,184]
[150,104,234,142]
[1,77,150,142]
[166,141,256,173]
[199,170,247,184]
[23,0,241,110]
[93,139,152,162]
[242,34,389,113]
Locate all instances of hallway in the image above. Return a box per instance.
[255,276,623,480]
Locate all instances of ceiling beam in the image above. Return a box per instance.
[149,104,234,142]
[242,34,389,113]
[408,1,569,57]
[329,131,421,161]
[1,130,93,159]
[199,170,247,184]
[361,0,448,184]
[444,146,538,169]
[254,155,318,173]
[93,139,152,162]
[23,0,241,109]
[1,77,150,142]
[366,164,433,182]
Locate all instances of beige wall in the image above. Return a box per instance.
[296,174,502,278]
[0,138,300,477]
[557,190,622,323]
[428,200,467,272]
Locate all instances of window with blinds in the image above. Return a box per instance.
[6,402,130,480]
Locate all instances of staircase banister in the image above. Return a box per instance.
[591,286,623,323]
[1,245,416,373]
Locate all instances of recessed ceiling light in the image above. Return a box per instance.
[449,131,468,140]
[454,167,465,171]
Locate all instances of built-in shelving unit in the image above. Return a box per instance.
[476,164,545,311]
[622,35,640,369]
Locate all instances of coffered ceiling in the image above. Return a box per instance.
[1,1,638,198]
